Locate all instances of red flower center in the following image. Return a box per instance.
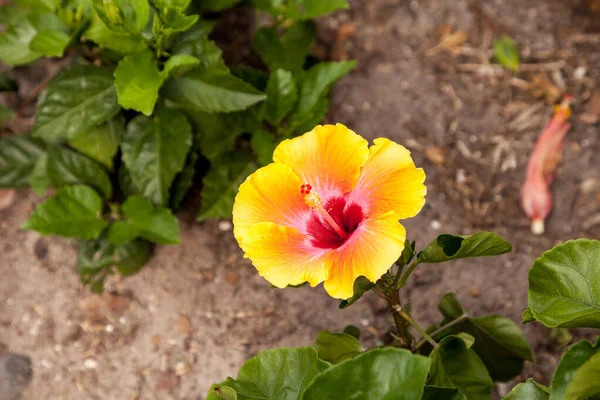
[306,196,364,249]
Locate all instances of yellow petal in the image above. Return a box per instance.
[323,213,406,299]
[351,138,426,219]
[233,163,309,243]
[241,222,329,288]
[273,124,369,197]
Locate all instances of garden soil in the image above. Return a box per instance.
[2,0,600,398]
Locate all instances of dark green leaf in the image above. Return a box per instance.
[78,234,151,290]
[565,352,600,400]
[22,185,108,239]
[493,36,520,73]
[428,335,493,400]
[0,105,15,123]
[550,339,600,400]
[29,154,50,195]
[47,146,113,199]
[117,164,140,198]
[114,49,162,116]
[199,0,240,11]
[231,66,269,91]
[342,325,360,340]
[264,69,297,124]
[121,107,192,206]
[397,240,416,268]
[170,146,198,209]
[418,232,512,263]
[339,276,375,309]
[163,68,266,113]
[29,29,70,57]
[289,96,328,135]
[304,348,430,400]
[0,135,45,188]
[250,130,277,166]
[84,14,148,53]
[32,65,120,140]
[68,116,123,170]
[314,330,362,364]
[197,150,255,220]
[253,21,315,72]
[527,239,600,328]
[503,379,549,400]
[171,21,224,70]
[107,196,180,245]
[436,293,533,381]
[0,73,17,92]
[221,347,329,400]
[185,110,243,160]
[422,386,466,400]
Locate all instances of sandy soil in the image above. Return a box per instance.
[1,0,600,399]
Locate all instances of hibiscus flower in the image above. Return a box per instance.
[233,124,426,299]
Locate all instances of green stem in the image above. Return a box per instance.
[413,314,468,351]
[393,305,437,348]
[387,291,412,348]
[396,259,420,289]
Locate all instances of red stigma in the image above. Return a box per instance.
[300,184,312,195]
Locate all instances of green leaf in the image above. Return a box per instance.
[84,14,148,53]
[114,50,162,116]
[22,185,108,239]
[252,0,349,19]
[264,69,297,124]
[47,146,113,199]
[291,61,355,119]
[92,0,149,32]
[207,385,238,400]
[29,29,70,57]
[0,135,46,188]
[162,54,201,77]
[436,293,533,381]
[231,66,269,91]
[0,105,15,123]
[15,0,60,12]
[428,335,493,400]
[289,96,328,135]
[422,386,466,400]
[418,232,512,264]
[565,352,600,400]
[163,68,266,113]
[527,239,600,328]
[68,116,123,170]
[314,330,362,364]
[171,21,224,70]
[493,36,520,73]
[504,379,549,400]
[253,21,315,72]
[550,339,600,400]
[107,196,180,245]
[342,325,360,340]
[78,234,151,290]
[250,130,277,166]
[29,154,50,195]
[199,0,240,10]
[197,150,255,221]
[121,107,192,206]
[338,276,375,309]
[220,347,329,400]
[117,164,140,198]
[398,240,416,268]
[304,348,430,400]
[32,65,120,140]
[170,146,198,209]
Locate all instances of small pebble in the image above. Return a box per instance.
[105,324,114,333]
[218,221,232,231]
[83,358,99,370]
[430,220,441,230]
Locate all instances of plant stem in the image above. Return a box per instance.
[392,263,404,288]
[393,305,438,348]
[396,259,420,289]
[387,291,412,348]
[413,314,468,351]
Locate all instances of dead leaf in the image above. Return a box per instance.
[224,271,240,286]
[428,25,468,56]
[425,147,446,165]
[177,314,192,335]
[529,73,562,104]
[580,89,600,124]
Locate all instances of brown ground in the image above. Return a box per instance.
[1,0,600,399]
